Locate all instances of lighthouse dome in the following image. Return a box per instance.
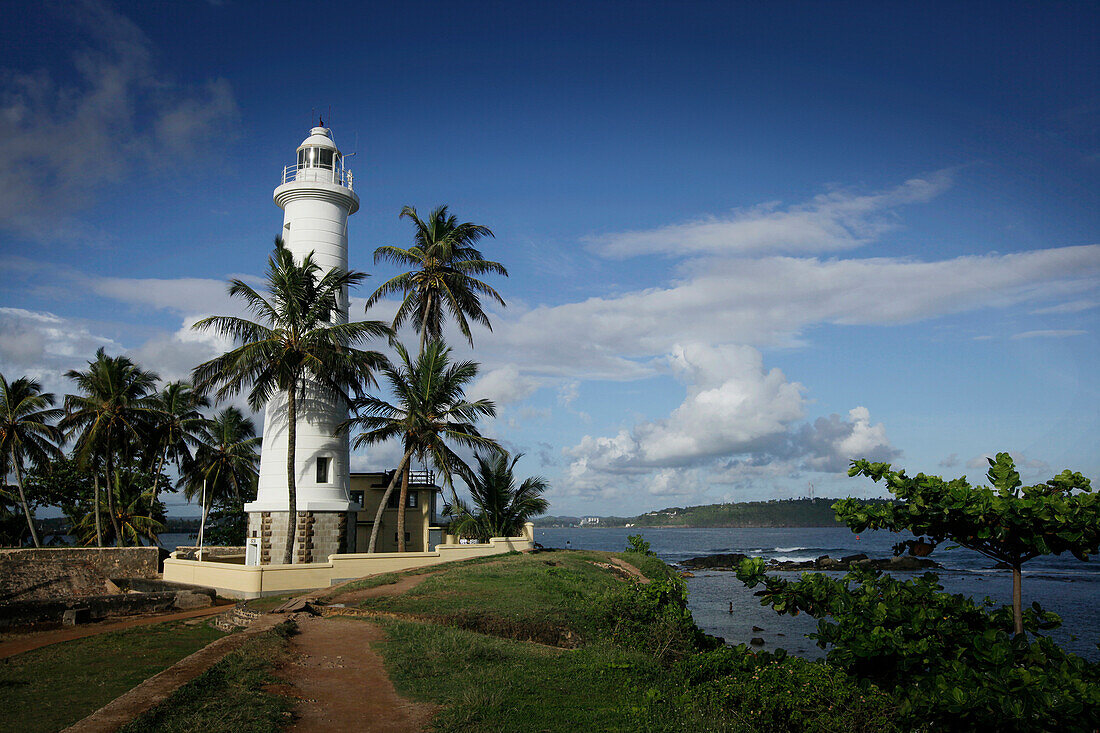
[298,127,339,152]
[296,126,340,171]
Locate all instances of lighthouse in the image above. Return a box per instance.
[244,124,360,564]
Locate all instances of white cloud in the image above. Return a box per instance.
[0,307,121,393]
[1010,329,1088,339]
[587,172,953,258]
[476,244,1100,382]
[0,0,238,240]
[561,344,898,503]
[468,364,540,406]
[1031,299,1099,314]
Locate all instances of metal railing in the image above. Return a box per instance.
[408,469,435,485]
[281,163,354,190]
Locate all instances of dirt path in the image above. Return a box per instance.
[0,601,234,659]
[609,556,650,583]
[325,570,438,605]
[59,615,281,733]
[277,615,436,732]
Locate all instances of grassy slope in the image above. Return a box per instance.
[119,623,296,733]
[350,549,674,646]
[357,549,722,732]
[0,620,225,733]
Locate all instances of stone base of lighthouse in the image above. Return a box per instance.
[248,510,352,565]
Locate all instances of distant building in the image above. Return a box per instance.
[349,470,446,553]
[580,516,601,526]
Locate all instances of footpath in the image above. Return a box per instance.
[32,574,439,733]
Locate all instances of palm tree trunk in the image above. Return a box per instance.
[150,446,167,513]
[367,448,413,553]
[94,470,103,547]
[12,462,41,547]
[419,292,432,356]
[283,384,298,565]
[1012,564,1023,635]
[396,462,410,552]
[105,454,123,545]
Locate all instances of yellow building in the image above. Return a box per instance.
[349,470,445,553]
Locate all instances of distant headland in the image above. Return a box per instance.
[533,497,894,529]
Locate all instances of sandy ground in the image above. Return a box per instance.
[276,615,437,732]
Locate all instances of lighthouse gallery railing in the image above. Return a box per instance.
[281,164,354,191]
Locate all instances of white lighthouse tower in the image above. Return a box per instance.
[244,123,360,564]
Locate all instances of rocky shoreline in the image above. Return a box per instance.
[678,552,943,573]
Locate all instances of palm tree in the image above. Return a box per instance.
[179,406,261,532]
[0,374,64,547]
[147,380,209,513]
[344,340,499,553]
[192,239,390,564]
[61,349,160,546]
[365,205,507,354]
[66,468,165,547]
[448,451,549,541]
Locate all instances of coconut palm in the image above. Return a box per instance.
[61,349,160,546]
[147,380,209,513]
[365,205,507,354]
[192,239,391,564]
[179,406,261,531]
[345,340,499,552]
[0,374,64,547]
[448,451,549,541]
[66,468,165,547]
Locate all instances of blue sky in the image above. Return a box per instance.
[2,0,1098,516]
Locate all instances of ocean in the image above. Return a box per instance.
[534,526,1100,661]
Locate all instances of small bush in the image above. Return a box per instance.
[594,576,710,662]
[673,647,899,733]
[625,533,655,556]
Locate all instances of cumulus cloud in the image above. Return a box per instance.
[0,0,238,240]
[0,307,121,393]
[587,172,953,258]
[468,364,541,406]
[561,344,898,503]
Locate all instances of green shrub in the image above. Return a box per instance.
[681,647,898,733]
[625,533,655,556]
[737,557,1100,731]
[594,575,711,662]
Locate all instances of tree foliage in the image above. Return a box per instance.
[0,374,64,546]
[736,559,1100,731]
[344,340,498,552]
[193,239,390,563]
[366,204,506,353]
[837,452,1099,632]
[447,451,549,540]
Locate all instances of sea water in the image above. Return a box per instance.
[535,526,1100,661]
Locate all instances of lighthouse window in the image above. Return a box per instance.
[316,457,331,484]
[317,148,334,168]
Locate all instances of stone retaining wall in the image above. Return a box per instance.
[0,547,163,602]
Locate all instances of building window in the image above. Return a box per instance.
[316,457,331,484]
[387,492,399,509]
[406,491,418,508]
[350,490,364,505]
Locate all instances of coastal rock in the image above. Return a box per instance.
[841,553,869,564]
[750,637,765,646]
[680,553,748,570]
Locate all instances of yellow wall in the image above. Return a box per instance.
[163,522,535,599]
[350,474,436,552]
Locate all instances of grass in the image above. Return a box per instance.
[350,549,675,646]
[374,618,720,732]
[0,620,225,733]
[119,621,297,733]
